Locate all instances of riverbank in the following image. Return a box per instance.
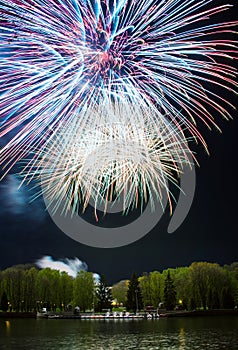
[159,309,238,317]
[0,312,36,318]
[1,309,237,319]
[33,309,238,320]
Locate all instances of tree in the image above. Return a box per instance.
[96,274,112,311]
[1,266,25,312]
[111,280,128,306]
[139,271,164,308]
[188,262,233,310]
[189,262,209,310]
[224,263,238,308]
[173,267,190,310]
[150,271,164,308]
[1,291,8,312]
[22,267,38,312]
[139,273,152,307]
[73,271,95,312]
[60,272,73,311]
[0,261,237,313]
[36,268,59,311]
[163,271,176,310]
[126,272,143,313]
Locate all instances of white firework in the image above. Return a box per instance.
[24,97,192,217]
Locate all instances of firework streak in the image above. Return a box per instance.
[0,0,237,213]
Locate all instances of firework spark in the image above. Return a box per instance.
[25,98,191,215]
[0,0,237,213]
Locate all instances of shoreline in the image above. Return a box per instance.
[0,312,36,318]
[159,309,238,317]
[0,309,237,319]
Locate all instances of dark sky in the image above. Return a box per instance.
[0,0,237,284]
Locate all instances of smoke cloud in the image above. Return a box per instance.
[0,174,46,221]
[36,256,100,281]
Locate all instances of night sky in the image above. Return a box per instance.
[0,1,237,284]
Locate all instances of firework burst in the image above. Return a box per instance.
[24,98,191,215]
[0,0,237,213]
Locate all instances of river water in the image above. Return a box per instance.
[0,316,238,349]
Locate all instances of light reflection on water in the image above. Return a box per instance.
[179,327,185,349]
[0,317,238,349]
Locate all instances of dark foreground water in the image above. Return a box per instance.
[0,316,238,350]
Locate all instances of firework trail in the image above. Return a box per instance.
[0,0,237,213]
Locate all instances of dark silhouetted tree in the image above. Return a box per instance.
[126,272,143,312]
[1,291,8,312]
[164,271,176,310]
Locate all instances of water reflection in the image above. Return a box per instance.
[0,317,237,349]
[179,327,185,350]
[5,321,11,336]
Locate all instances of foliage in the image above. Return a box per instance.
[59,272,74,310]
[0,265,74,312]
[126,272,143,312]
[111,280,129,305]
[224,263,238,308]
[36,268,62,311]
[73,271,95,312]
[0,261,237,313]
[189,262,235,310]
[163,271,176,311]
[172,267,190,310]
[139,271,163,308]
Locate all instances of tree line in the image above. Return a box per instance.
[0,262,237,313]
